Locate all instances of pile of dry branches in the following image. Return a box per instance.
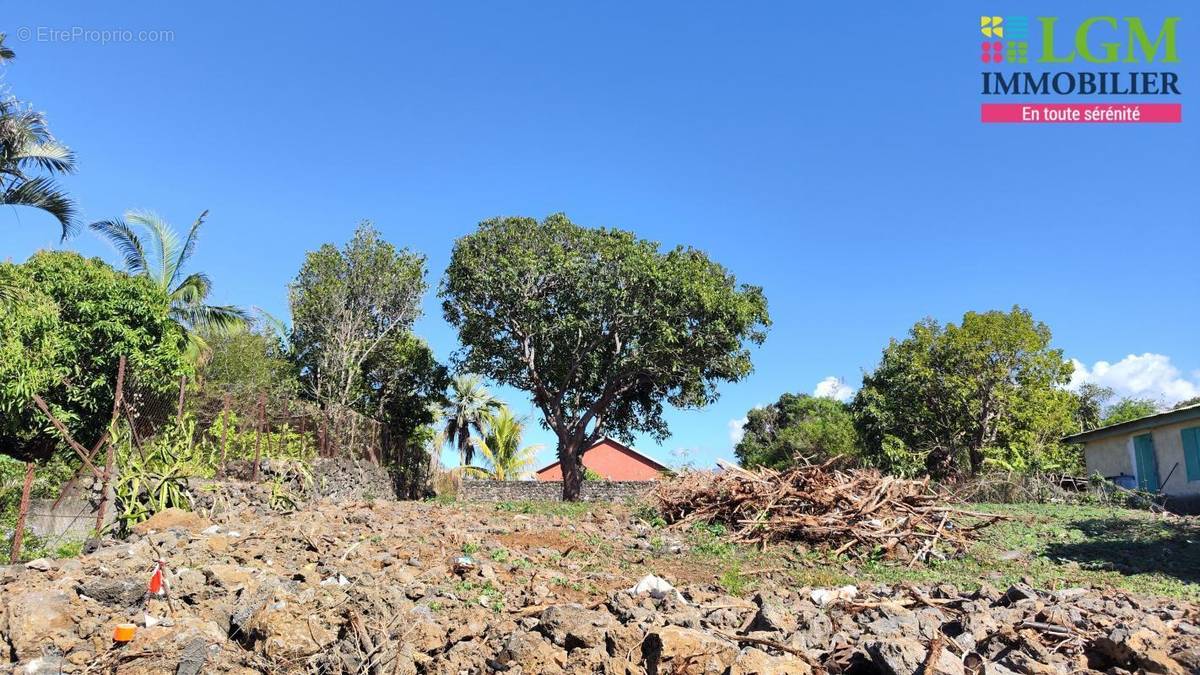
[653,458,1001,562]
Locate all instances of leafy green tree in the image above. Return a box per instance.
[1172,396,1200,410]
[438,374,504,467]
[735,393,859,469]
[1073,383,1114,432]
[364,333,449,445]
[0,34,78,239]
[0,268,67,453]
[442,213,770,500]
[1102,398,1160,426]
[89,210,248,363]
[0,252,189,462]
[852,306,1077,477]
[462,407,542,480]
[197,324,298,405]
[290,222,427,416]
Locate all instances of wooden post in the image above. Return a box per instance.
[176,374,187,421]
[94,355,125,534]
[220,394,231,465]
[9,462,36,563]
[251,393,265,482]
[279,401,289,458]
[30,394,101,477]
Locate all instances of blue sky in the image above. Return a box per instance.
[3,2,1198,470]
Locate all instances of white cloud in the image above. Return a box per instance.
[727,417,747,445]
[1069,353,1200,404]
[814,376,855,402]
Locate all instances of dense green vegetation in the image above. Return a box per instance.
[734,306,1177,479]
[853,307,1078,477]
[735,394,857,469]
[0,252,190,463]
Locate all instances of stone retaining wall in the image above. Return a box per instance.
[26,496,115,544]
[460,479,655,502]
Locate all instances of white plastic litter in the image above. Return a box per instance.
[320,574,350,587]
[810,585,858,606]
[626,574,687,604]
[201,525,222,535]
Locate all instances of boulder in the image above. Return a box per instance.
[642,626,737,675]
[538,604,614,651]
[731,647,813,675]
[866,638,964,675]
[4,591,76,660]
[132,508,210,534]
[77,578,145,607]
[748,593,798,633]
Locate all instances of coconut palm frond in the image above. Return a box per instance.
[171,210,208,289]
[441,374,505,467]
[454,465,494,480]
[0,34,15,62]
[0,278,20,305]
[184,331,212,368]
[252,305,291,349]
[88,218,150,274]
[172,302,250,336]
[125,210,181,288]
[14,140,75,174]
[2,175,77,240]
[471,408,541,480]
[89,209,248,364]
[171,272,213,307]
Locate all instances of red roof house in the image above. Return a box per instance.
[534,437,668,481]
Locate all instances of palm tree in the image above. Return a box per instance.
[90,209,248,363]
[462,407,542,480]
[0,34,78,239]
[439,374,503,466]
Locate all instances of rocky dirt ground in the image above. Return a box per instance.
[1,488,1198,674]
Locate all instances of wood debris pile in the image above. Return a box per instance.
[653,458,999,561]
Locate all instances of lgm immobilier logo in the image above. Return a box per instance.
[979,15,1182,123]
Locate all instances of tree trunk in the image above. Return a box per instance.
[559,438,584,501]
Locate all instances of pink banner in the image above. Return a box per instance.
[981,103,1181,123]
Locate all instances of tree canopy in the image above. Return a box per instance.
[290,222,429,415]
[1102,398,1160,426]
[441,213,769,499]
[197,325,298,406]
[0,252,189,462]
[734,393,858,469]
[852,306,1078,477]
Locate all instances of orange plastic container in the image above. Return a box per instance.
[113,623,137,642]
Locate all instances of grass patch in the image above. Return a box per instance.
[687,521,737,558]
[718,563,749,595]
[780,503,1200,601]
[494,500,598,517]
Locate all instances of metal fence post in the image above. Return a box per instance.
[252,393,266,482]
[9,462,36,563]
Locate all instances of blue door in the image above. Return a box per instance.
[1133,434,1160,491]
